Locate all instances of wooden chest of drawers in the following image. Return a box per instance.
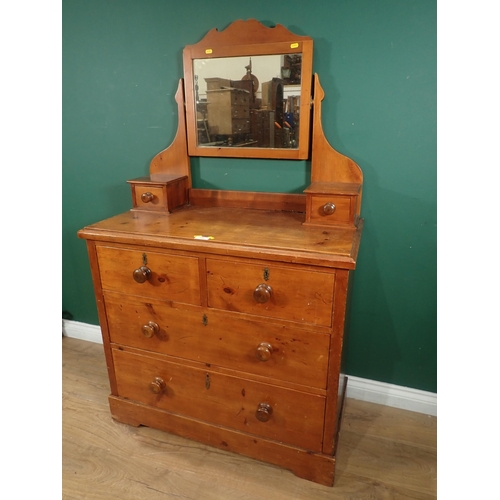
[206,88,250,136]
[77,18,365,487]
[79,205,362,486]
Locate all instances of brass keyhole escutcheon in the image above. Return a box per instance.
[133,266,151,283]
[256,403,273,422]
[141,321,159,338]
[253,283,273,303]
[256,342,273,362]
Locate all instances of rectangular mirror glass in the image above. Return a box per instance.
[193,54,302,150]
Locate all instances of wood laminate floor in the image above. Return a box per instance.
[62,336,436,499]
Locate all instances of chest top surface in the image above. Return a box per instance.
[79,206,362,269]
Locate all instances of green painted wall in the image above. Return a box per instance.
[63,0,436,392]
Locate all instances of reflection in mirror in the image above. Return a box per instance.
[193,54,302,149]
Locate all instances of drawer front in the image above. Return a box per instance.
[133,185,165,211]
[231,93,249,106]
[112,348,326,451]
[231,118,250,134]
[104,293,330,389]
[231,105,249,119]
[96,246,200,305]
[308,194,353,225]
[206,259,335,326]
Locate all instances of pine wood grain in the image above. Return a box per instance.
[78,207,361,269]
[111,346,326,452]
[62,337,436,499]
[189,189,306,212]
[103,291,331,390]
[96,245,201,305]
[206,257,335,326]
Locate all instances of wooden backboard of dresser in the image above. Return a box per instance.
[78,20,363,487]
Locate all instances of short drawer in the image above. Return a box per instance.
[112,347,326,452]
[231,118,250,134]
[128,176,188,213]
[133,185,166,211]
[231,105,249,119]
[230,93,249,106]
[307,194,354,225]
[104,293,330,389]
[96,245,200,305]
[206,259,335,327]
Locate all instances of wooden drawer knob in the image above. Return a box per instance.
[256,403,273,422]
[149,377,166,394]
[141,192,155,203]
[133,266,151,283]
[253,283,273,303]
[256,342,273,362]
[323,202,336,215]
[141,321,159,338]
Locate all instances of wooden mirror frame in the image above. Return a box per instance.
[183,19,313,160]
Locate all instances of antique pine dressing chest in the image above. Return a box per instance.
[78,20,363,486]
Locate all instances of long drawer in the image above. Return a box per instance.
[112,347,326,452]
[96,245,200,305]
[104,292,330,390]
[206,258,335,326]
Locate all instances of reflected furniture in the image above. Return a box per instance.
[206,87,250,138]
[78,19,363,487]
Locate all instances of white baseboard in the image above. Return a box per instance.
[62,319,436,416]
[346,375,436,416]
[63,319,103,344]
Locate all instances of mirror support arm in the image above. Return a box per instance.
[149,79,191,187]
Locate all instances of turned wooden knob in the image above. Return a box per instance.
[256,403,273,422]
[133,266,151,283]
[141,192,155,203]
[256,342,273,362]
[141,321,159,338]
[253,284,273,303]
[323,202,336,215]
[149,377,166,394]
